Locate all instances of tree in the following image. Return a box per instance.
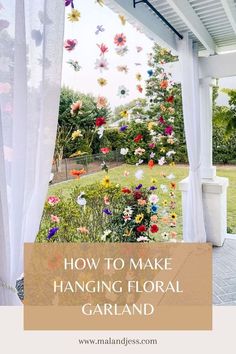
[214,89,236,135]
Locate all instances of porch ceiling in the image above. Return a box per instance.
[105,0,236,55]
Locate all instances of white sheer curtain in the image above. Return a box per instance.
[177,34,206,243]
[0,0,65,305]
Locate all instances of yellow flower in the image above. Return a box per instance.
[148,122,154,130]
[160,147,166,153]
[68,9,81,22]
[169,161,175,167]
[135,213,144,224]
[162,200,168,207]
[71,129,82,140]
[120,110,129,118]
[97,78,107,87]
[170,213,177,220]
[151,178,157,184]
[136,73,142,81]
[101,175,111,188]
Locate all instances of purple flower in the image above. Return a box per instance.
[119,125,128,132]
[65,0,74,7]
[135,184,143,190]
[103,208,112,215]
[149,186,157,191]
[47,227,59,240]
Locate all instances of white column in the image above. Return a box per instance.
[199,77,216,179]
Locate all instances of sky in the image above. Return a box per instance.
[61,0,236,109]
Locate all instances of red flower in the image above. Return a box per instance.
[150,224,159,233]
[148,160,154,169]
[133,134,143,143]
[165,125,173,135]
[114,33,126,47]
[97,43,109,56]
[96,116,106,127]
[133,191,142,200]
[166,95,174,104]
[70,169,86,178]
[137,225,146,233]
[100,147,110,154]
[159,116,166,125]
[137,84,143,93]
[121,187,132,194]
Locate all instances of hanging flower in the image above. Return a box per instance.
[137,84,143,93]
[117,65,128,73]
[148,160,154,169]
[97,96,108,108]
[160,80,169,89]
[77,227,89,234]
[135,213,144,224]
[150,224,159,233]
[119,110,129,118]
[133,134,143,143]
[70,100,83,115]
[97,77,107,86]
[117,85,129,98]
[97,43,109,56]
[101,175,111,188]
[119,125,128,132]
[70,169,86,178]
[47,227,59,240]
[100,147,110,154]
[67,9,81,22]
[136,225,146,233]
[115,46,128,56]
[95,58,109,72]
[149,194,159,204]
[103,208,112,215]
[64,39,77,51]
[50,215,60,223]
[120,148,129,155]
[47,196,60,206]
[135,169,144,180]
[136,73,142,81]
[71,129,83,140]
[114,33,127,46]
[96,116,106,127]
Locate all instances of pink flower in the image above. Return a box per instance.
[165,125,173,135]
[64,39,77,51]
[95,58,109,72]
[47,196,60,206]
[104,196,110,205]
[97,43,109,55]
[51,215,60,223]
[97,96,108,109]
[100,147,110,154]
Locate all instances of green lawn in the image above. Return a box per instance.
[49,164,236,234]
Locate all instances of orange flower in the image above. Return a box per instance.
[151,215,158,222]
[160,80,168,89]
[148,159,154,169]
[77,227,89,234]
[137,198,147,206]
[114,33,126,46]
[70,169,86,178]
[161,216,169,224]
[170,182,176,189]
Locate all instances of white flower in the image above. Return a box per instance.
[162,232,169,241]
[160,184,168,193]
[76,193,86,206]
[117,85,129,98]
[169,238,177,243]
[168,117,175,123]
[94,57,109,72]
[134,147,145,156]
[166,150,176,158]
[137,236,149,242]
[149,129,156,136]
[97,126,105,139]
[135,118,142,124]
[120,148,129,155]
[135,169,144,180]
[123,206,133,216]
[149,194,159,204]
[136,159,144,166]
[167,173,176,180]
[158,157,166,166]
[101,229,112,241]
[115,46,128,56]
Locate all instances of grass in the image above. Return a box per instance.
[48,164,236,234]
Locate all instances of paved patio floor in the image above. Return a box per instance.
[213,238,236,305]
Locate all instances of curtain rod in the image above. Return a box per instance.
[133,0,184,40]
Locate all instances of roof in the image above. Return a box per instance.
[105,0,236,55]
